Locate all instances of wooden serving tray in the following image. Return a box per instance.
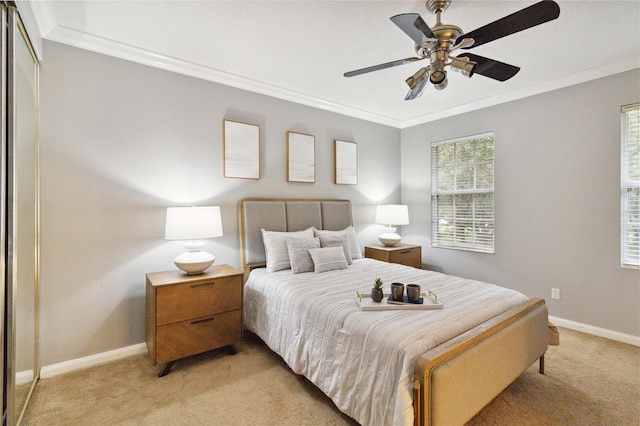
[355,291,443,311]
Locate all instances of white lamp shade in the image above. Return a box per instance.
[375,204,409,247]
[375,205,409,226]
[165,206,223,274]
[165,206,223,240]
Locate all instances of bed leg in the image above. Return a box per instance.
[539,354,545,374]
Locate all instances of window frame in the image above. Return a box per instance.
[621,103,640,269]
[431,132,495,254]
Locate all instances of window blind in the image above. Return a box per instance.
[431,132,494,253]
[621,103,640,268]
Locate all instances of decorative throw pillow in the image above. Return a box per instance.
[314,226,362,259]
[308,246,348,273]
[261,228,314,272]
[317,233,352,265]
[286,236,320,274]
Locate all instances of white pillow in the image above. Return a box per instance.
[314,226,362,259]
[261,228,314,272]
[317,233,352,265]
[286,236,320,274]
[308,246,348,273]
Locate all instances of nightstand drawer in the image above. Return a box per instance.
[156,276,241,325]
[365,244,422,269]
[155,309,242,364]
[388,247,421,268]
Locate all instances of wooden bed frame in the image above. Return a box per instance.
[238,198,548,426]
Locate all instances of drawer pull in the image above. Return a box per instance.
[191,282,215,288]
[191,317,214,325]
[400,250,412,254]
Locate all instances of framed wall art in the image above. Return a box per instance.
[223,119,260,179]
[287,131,315,183]
[334,140,358,185]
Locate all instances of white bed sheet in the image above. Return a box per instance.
[243,258,528,426]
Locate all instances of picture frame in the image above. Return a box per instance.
[287,131,315,183]
[223,119,260,179]
[334,140,358,185]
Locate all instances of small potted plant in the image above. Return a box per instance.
[371,277,384,302]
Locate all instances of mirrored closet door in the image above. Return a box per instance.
[2,3,40,425]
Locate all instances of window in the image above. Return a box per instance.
[621,103,640,268]
[431,132,494,253]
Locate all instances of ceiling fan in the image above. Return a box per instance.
[344,0,560,100]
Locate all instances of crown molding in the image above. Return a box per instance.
[14,0,54,59]
[41,24,402,128]
[28,1,638,130]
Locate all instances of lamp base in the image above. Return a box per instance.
[378,227,402,246]
[174,250,215,274]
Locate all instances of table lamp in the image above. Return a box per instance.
[375,204,409,246]
[165,206,223,274]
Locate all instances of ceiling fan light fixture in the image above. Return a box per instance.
[433,77,448,90]
[405,77,429,100]
[450,57,476,77]
[406,67,428,90]
[429,69,446,85]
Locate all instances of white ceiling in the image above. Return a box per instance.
[23,0,640,128]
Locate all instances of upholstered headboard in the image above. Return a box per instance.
[238,198,353,273]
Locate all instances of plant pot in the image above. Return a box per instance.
[371,288,384,302]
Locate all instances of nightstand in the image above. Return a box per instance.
[364,244,422,269]
[145,264,243,377]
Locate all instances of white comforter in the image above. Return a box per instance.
[243,258,528,426]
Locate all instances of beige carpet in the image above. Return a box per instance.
[22,328,639,425]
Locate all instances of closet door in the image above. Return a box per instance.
[5,5,40,425]
[1,4,7,423]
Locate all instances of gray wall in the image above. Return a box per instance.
[39,41,401,366]
[40,39,639,367]
[401,69,640,336]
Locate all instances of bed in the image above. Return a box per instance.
[239,198,548,426]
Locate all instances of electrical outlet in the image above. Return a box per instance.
[551,288,560,300]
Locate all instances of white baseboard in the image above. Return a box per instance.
[40,343,148,379]
[37,318,639,379]
[16,370,34,386]
[549,316,640,347]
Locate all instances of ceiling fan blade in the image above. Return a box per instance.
[390,13,436,45]
[344,57,423,77]
[460,0,560,49]
[457,53,520,81]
